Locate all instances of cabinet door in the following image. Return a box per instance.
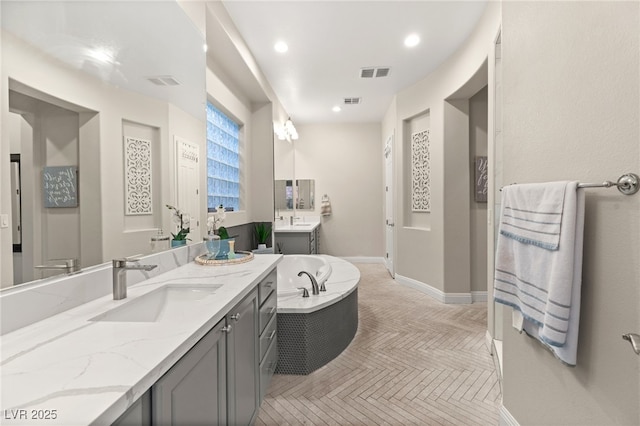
[152,319,227,425]
[227,289,259,426]
[112,390,150,426]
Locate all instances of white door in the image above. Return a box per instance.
[384,134,394,277]
[176,137,200,238]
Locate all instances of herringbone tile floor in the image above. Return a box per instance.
[256,263,501,426]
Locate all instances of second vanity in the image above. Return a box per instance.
[273,218,320,254]
[0,250,281,425]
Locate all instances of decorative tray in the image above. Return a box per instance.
[195,251,254,266]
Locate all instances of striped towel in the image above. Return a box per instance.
[499,182,567,250]
[494,181,585,365]
[320,194,332,216]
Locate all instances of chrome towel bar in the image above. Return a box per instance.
[500,173,639,195]
[577,173,639,195]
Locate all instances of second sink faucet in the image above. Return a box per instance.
[112,258,158,300]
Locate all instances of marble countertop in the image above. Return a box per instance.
[277,256,360,314]
[273,219,320,233]
[0,254,282,425]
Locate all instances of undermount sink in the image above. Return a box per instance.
[90,284,223,323]
[293,223,313,227]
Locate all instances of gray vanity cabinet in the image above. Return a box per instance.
[226,287,259,425]
[274,228,318,254]
[151,318,228,425]
[112,390,151,426]
[112,268,275,426]
[150,288,259,426]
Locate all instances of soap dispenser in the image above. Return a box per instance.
[150,229,170,252]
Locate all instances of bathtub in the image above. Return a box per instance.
[275,255,360,375]
[276,255,332,297]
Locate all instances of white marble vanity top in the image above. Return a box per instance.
[273,218,320,233]
[0,254,282,425]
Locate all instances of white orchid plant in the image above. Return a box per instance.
[166,204,190,241]
[207,204,226,235]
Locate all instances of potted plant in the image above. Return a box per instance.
[166,204,190,247]
[254,222,271,250]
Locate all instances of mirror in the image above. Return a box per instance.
[275,179,315,211]
[1,1,205,288]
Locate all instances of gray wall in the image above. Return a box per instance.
[501,2,639,424]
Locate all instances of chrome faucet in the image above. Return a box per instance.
[35,258,81,275]
[298,271,320,295]
[112,258,158,300]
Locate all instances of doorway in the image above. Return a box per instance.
[384,133,395,277]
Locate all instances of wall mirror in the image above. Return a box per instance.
[275,179,315,211]
[1,1,205,288]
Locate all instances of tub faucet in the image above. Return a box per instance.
[34,258,81,275]
[112,258,158,300]
[298,271,320,295]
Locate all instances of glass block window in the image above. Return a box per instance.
[207,102,240,211]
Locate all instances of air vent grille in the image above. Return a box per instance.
[344,97,362,105]
[360,66,390,79]
[147,75,181,86]
[360,68,375,78]
[375,67,390,78]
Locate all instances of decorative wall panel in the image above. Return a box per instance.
[411,129,430,212]
[124,136,152,215]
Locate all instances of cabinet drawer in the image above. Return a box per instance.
[259,269,276,306]
[259,292,277,333]
[259,314,277,362]
[259,338,278,401]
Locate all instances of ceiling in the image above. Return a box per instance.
[1,1,206,120]
[222,0,488,124]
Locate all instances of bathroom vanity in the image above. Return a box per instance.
[0,247,281,425]
[273,220,320,254]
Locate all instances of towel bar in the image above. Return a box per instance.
[577,173,639,195]
[500,173,639,195]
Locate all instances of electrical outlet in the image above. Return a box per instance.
[0,214,8,229]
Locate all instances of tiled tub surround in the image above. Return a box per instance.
[0,249,282,425]
[275,256,360,374]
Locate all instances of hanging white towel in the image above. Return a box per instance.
[494,181,585,366]
[321,194,332,216]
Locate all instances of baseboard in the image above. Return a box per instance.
[499,405,520,426]
[341,256,385,264]
[395,274,473,304]
[485,330,493,354]
[471,291,488,302]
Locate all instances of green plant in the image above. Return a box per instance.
[254,222,271,244]
[217,226,230,240]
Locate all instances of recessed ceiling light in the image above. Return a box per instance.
[203,44,208,53]
[404,33,420,48]
[274,41,289,53]
[89,47,114,64]
[332,106,341,112]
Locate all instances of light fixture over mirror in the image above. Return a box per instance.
[274,117,298,142]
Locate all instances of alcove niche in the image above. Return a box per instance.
[403,109,431,230]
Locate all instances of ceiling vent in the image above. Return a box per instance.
[360,67,390,79]
[344,97,362,105]
[147,75,181,86]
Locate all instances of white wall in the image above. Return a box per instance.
[501,2,639,424]
[383,2,500,295]
[292,123,383,257]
